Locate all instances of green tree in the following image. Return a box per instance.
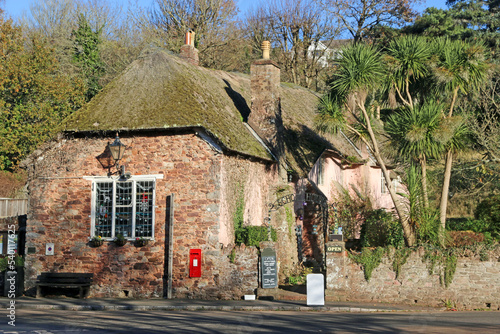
[72,13,105,101]
[384,35,432,109]
[403,7,472,38]
[405,1,500,53]
[318,43,417,246]
[0,18,85,171]
[431,38,489,234]
[386,102,446,208]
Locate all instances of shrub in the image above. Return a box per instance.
[360,209,404,248]
[287,265,313,285]
[416,209,441,245]
[235,226,277,247]
[474,194,500,239]
[329,186,372,240]
[447,217,490,233]
[446,231,485,247]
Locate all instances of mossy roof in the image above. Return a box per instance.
[64,48,358,175]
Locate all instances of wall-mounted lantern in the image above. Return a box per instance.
[107,134,130,179]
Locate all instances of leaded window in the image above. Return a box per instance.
[93,179,156,239]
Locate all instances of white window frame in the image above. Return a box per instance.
[86,175,163,240]
[381,173,399,194]
[381,172,388,194]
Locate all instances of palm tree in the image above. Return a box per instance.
[320,43,417,246]
[385,102,445,208]
[384,35,432,109]
[431,39,489,232]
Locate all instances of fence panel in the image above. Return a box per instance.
[0,198,28,218]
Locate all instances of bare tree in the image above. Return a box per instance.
[245,0,342,90]
[146,0,239,68]
[25,0,146,87]
[465,74,500,163]
[321,0,421,42]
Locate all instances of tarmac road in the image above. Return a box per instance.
[1,309,500,333]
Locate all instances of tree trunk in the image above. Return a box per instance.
[358,104,416,246]
[421,156,429,209]
[439,149,453,244]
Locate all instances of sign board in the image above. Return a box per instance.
[326,245,343,253]
[261,248,277,289]
[307,273,325,306]
[45,243,54,256]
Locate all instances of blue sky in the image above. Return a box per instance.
[3,0,449,20]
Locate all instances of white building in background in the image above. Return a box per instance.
[307,39,351,67]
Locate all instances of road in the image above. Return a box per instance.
[1,309,499,333]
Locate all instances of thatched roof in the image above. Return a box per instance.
[64,48,358,176]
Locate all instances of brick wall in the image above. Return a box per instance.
[248,60,281,146]
[326,243,500,310]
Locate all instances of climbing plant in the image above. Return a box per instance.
[348,247,385,281]
[423,247,458,288]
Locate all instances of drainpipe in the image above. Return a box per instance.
[167,193,175,299]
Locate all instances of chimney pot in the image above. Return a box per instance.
[262,41,271,59]
[180,30,199,66]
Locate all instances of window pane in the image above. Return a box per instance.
[115,181,133,237]
[115,182,133,206]
[115,206,132,237]
[136,181,154,237]
[95,182,113,238]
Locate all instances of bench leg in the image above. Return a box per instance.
[36,285,42,298]
[79,286,84,299]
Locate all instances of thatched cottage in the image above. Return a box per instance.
[21,36,392,299]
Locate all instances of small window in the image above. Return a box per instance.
[317,158,324,185]
[93,178,156,239]
[381,173,388,194]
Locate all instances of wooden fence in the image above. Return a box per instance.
[0,198,28,218]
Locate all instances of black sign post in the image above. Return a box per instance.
[261,248,278,289]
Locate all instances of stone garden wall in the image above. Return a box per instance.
[326,242,500,310]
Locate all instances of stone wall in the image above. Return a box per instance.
[23,132,269,299]
[326,242,500,310]
[173,243,259,299]
[218,154,300,283]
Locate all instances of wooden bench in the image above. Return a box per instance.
[36,273,93,298]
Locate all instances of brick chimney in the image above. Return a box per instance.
[248,41,281,148]
[180,30,199,66]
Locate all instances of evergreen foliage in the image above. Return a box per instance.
[474,194,500,239]
[0,18,85,171]
[72,13,105,101]
[360,209,405,248]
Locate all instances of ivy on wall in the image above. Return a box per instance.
[348,246,460,287]
[348,247,385,281]
[233,183,277,247]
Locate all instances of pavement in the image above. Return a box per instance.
[0,295,443,313]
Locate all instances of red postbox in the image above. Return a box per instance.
[189,249,202,277]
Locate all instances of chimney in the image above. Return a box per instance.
[248,41,281,148]
[180,30,199,66]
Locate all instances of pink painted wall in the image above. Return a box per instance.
[308,153,399,212]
